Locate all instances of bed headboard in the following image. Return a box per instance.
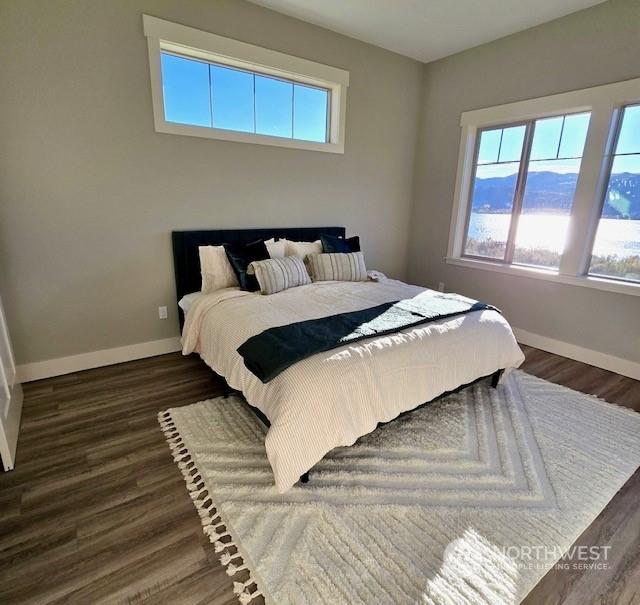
[171,227,345,323]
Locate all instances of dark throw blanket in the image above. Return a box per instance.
[237,293,498,383]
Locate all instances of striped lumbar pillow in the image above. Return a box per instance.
[306,251,368,282]
[248,256,311,295]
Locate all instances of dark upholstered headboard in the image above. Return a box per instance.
[171,227,345,324]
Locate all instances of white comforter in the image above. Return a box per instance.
[182,278,525,492]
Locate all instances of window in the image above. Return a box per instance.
[448,77,640,296]
[464,112,590,269]
[160,53,329,142]
[589,105,640,282]
[464,124,525,261]
[143,15,349,153]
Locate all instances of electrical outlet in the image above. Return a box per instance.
[158,306,168,320]
[438,282,445,292]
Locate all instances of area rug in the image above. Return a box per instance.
[158,370,640,605]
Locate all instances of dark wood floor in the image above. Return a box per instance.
[1,346,638,604]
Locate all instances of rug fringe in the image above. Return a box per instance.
[158,410,263,605]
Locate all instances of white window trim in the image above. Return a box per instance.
[446,256,640,297]
[447,77,640,297]
[142,15,349,153]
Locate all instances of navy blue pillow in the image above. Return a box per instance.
[321,234,360,253]
[224,240,270,291]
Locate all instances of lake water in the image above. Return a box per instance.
[468,214,640,258]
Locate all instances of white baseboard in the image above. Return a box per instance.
[16,329,640,383]
[513,327,640,381]
[17,337,182,383]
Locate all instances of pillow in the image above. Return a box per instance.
[248,256,311,294]
[306,251,368,282]
[321,234,360,254]
[223,240,270,291]
[285,239,322,260]
[198,245,239,294]
[265,238,286,259]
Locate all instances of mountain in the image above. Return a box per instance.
[472,171,640,219]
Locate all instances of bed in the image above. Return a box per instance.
[172,227,525,492]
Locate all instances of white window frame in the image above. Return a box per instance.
[447,77,640,297]
[143,15,349,153]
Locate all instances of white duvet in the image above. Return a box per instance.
[182,278,525,492]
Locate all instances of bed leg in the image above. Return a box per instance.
[300,472,310,484]
[491,370,503,389]
[222,378,232,399]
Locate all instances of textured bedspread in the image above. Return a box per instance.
[182,278,525,492]
[238,293,498,383]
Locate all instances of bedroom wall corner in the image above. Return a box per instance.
[407,0,640,366]
[0,0,422,370]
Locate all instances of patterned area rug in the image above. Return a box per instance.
[158,370,640,605]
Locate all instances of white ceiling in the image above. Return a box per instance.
[249,0,606,63]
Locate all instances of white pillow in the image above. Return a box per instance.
[265,238,286,259]
[285,239,322,260]
[198,245,239,294]
[178,291,203,313]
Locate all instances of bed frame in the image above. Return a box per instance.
[171,226,503,485]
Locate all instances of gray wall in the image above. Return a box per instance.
[0,0,422,364]
[2,0,638,368]
[408,0,640,363]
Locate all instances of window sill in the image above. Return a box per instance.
[155,120,345,154]
[445,256,640,297]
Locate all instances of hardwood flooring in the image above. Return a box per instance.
[1,346,638,604]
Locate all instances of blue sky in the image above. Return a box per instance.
[616,105,640,155]
[477,113,591,177]
[477,108,640,178]
[611,105,640,175]
[160,53,328,143]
